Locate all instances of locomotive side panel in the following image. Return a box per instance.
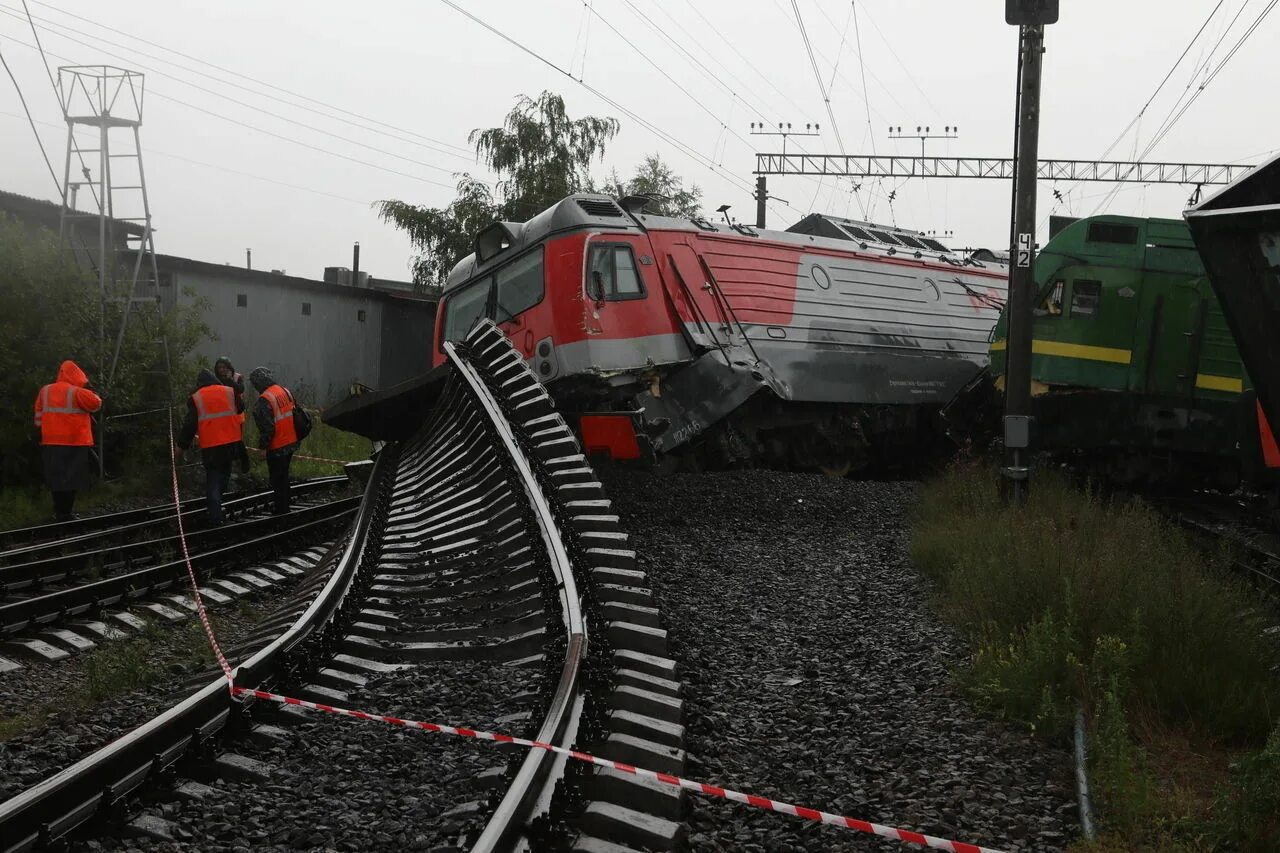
[653,229,1004,407]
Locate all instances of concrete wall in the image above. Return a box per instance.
[160,257,435,406]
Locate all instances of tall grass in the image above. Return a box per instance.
[911,464,1280,847]
[912,464,1278,743]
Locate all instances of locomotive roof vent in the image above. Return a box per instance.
[476,221,521,263]
[577,198,626,218]
[619,194,654,214]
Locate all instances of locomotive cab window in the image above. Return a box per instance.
[443,279,490,343]
[1069,279,1102,319]
[494,249,544,322]
[1086,222,1139,245]
[588,244,644,301]
[1041,279,1065,316]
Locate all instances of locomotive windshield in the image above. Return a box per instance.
[443,280,489,344]
[442,247,546,343]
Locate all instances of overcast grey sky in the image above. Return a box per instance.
[1,1,1275,282]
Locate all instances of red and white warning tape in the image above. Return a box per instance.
[166,411,235,685]
[166,418,1007,852]
[231,685,1006,853]
[247,447,354,467]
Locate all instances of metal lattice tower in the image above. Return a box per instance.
[56,66,170,473]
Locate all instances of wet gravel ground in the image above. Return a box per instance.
[92,661,535,852]
[0,603,270,801]
[605,470,1078,852]
[0,540,338,802]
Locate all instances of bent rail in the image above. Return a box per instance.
[446,329,587,853]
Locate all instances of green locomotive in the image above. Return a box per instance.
[984,214,1278,488]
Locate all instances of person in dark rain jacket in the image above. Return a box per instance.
[33,360,102,521]
[176,368,247,525]
[214,356,246,422]
[213,356,251,474]
[249,367,299,515]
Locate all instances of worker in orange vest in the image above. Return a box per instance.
[33,360,102,521]
[249,366,299,515]
[175,368,246,525]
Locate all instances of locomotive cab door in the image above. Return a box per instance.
[582,234,680,369]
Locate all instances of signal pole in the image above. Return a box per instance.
[750,122,819,228]
[1002,0,1057,503]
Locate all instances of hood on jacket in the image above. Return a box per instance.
[195,368,219,389]
[214,356,238,377]
[56,360,89,387]
[249,366,274,392]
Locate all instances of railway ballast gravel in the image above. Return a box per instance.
[605,470,1078,852]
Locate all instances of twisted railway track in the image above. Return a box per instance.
[0,321,683,852]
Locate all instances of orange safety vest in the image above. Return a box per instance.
[261,384,298,450]
[35,383,98,446]
[192,384,241,449]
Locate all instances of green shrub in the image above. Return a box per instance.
[1215,723,1280,851]
[82,638,157,701]
[911,465,1279,744]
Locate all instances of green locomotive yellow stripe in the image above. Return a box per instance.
[989,339,1132,364]
[1194,373,1243,393]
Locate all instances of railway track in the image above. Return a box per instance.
[0,477,347,556]
[0,320,682,852]
[0,482,357,666]
[1153,493,1280,593]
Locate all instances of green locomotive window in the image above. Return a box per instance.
[1069,279,1102,319]
[1086,222,1139,245]
[1043,280,1065,315]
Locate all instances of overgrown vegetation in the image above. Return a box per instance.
[0,213,211,495]
[911,464,1280,850]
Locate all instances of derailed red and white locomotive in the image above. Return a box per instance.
[424,194,1006,471]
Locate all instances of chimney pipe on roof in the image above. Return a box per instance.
[246,248,252,271]
[352,241,360,288]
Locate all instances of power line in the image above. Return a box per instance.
[18,0,475,159]
[1092,0,1275,214]
[436,0,785,219]
[0,108,388,207]
[0,29,460,191]
[791,0,846,155]
[0,7,464,178]
[0,45,59,192]
[845,1,941,115]
[19,0,102,212]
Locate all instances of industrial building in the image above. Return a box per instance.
[0,189,436,406]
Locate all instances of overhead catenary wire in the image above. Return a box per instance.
[789,0,866,218]
[619,0,862,215]
[19,0,101,211]
[1091,0,1275,214]
[0,32,460,193]
[23,0,474,159]
[0,44,60,193]
[0,7,465,179]
[1139,0,1277,157]
[437,0,794,221]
